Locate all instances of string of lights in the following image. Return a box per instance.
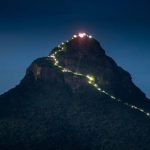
[48,33,150,118]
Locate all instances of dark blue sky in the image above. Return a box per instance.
[0,0,150,98]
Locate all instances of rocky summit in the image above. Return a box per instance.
[0,33,150,150]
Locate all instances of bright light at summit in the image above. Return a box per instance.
[78,33,86,38]
[72,33,93,39]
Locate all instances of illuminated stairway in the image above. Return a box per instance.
[49,33,150,117]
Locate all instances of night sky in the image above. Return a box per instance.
[0,0,150,98]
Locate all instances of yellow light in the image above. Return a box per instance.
[73,35,77,38]
[94,84,98,87]
[74,72,83,76]
[111,96,116,99]
[58,66,62,69]
[50,55,55,58]
[88,81,92,84]
[140,109,144,112]
[62,69,66,72]
[86,75,95,81]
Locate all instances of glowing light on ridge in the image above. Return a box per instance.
[78,33,86,38]
[73,35,77,38]
[89,35,92,38]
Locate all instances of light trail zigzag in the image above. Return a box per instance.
[48,34,150,118]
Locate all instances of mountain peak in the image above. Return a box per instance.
[49,33,105,58]
[1,33,150,149]
[73,32,92,38]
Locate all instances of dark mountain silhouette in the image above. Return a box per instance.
[0,33,150,150]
